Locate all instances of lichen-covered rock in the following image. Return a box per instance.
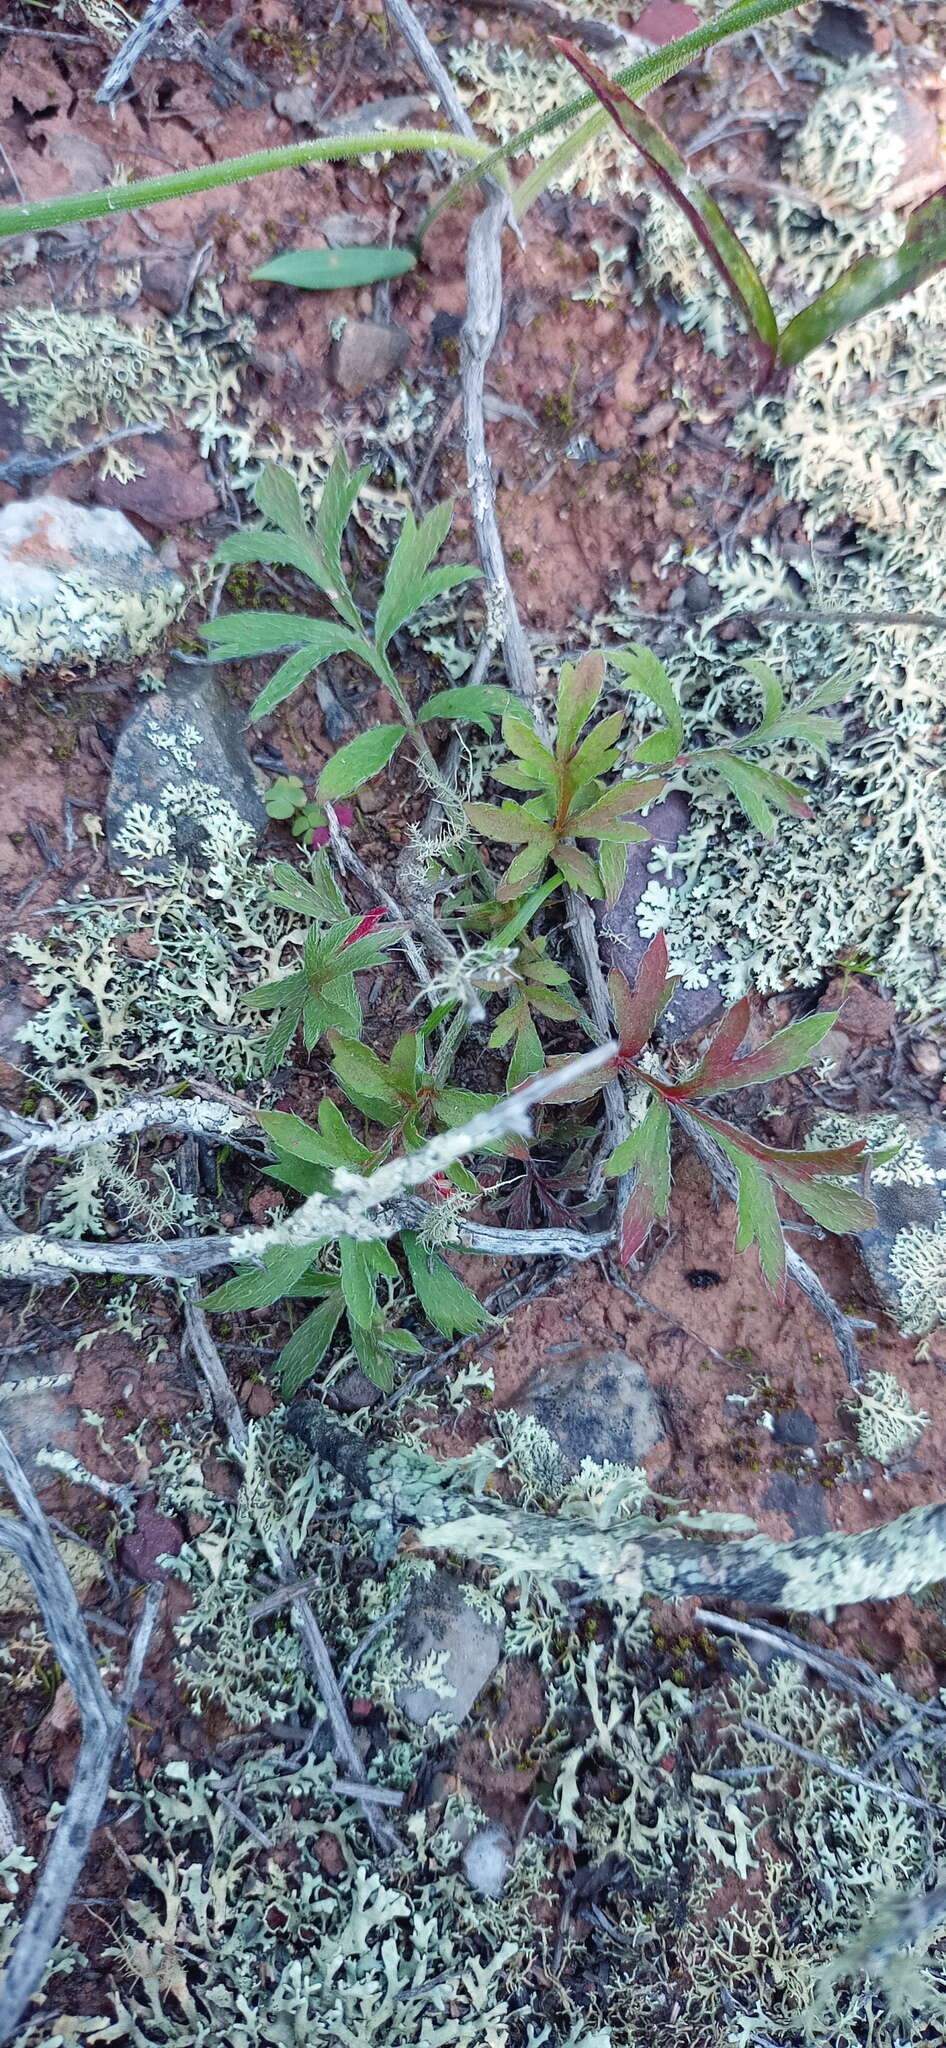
[0,494,183,679]
[392,1569,505,1732]
[106,658,267,874]
[513,1347,665,1476]
[812,1111,946,1336]
[857,1118,946,1337]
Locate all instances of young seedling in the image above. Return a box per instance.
[200,450,517,802]
[543,931,877,1283]
[242,854,400,1072]
[204,1094,488,1392]
[466,652,664,907]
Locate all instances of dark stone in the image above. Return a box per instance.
[772,1408,817,1449]
[515,1347,664,1475]
[106,658,267,874]
[808,3,874,61]
[600,788,725,1043]
[684,571,714,615]
[120,1501,184,1583]
[330,319,411,398]
[327,1366,383,1413]
[762,1472,829,1539]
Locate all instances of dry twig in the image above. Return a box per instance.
[0,1428,161,2048]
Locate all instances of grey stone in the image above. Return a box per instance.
[106,658,267,874]
[0,494,183,680]
[601,789,724,1042]
[684,571,714,615]
[762,1472,829,1540]
[393,1569,505,1731]
[515,1347,664,1476]
[462,1823,513,1899]
[773,1408,817,1449]
[330,320,411,398]
[854,1117,946,1336]
[0,1352,81,1489]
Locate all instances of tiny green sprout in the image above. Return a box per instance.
[467,651,663,907]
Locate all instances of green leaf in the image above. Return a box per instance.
[553,844,603,896]
[249,646,328,720]
[741,656,784,732]
[259,1109,341,1165]
[606,1095,671,1264]
[277,1295,346,1398]
[243,970,307,1014]
[201,612,360,660]
[565,709,625,790]
[708,757,782,835]
[495,846,551,901]
[251,244,416,289]
[317,723,406,800]
[416,684,519,734]
[350,1320,395,1391]
[330,1034,404,1110]
[553,37,777,363]
[267,853,348,922]
[599,835,628,909]
[265,775,306,819]
[465,802,555,848]
[673,1005,840,1098]
[612,644,684,766]
[724,1140,786,1294]
[501,715,559,787]
[402,1232,488,1338]
[567,778,662,837]
[374,499,479,657]
[313,448,370,630]
[507,1011,546,1086]
[254,463,312,545]
[556,652,606,759]
[779,1175,877,1234]
[203,1245,321,1311]
[340,1239,380,1328]
[776,187,946,369]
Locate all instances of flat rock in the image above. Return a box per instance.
[120,1499,184,1583]
[106,657,267,874]
[808,2,874,60]
[94,433,218,530]
[330,320,411,398]
[0,494,184,680]
[462,1823,513,1899]
[0,1351,82,1489]
[772,1408,818,1449]
[514,1347,664,1475]
[393,1569,505,1732]
[854,1116,946,1337]
[601,789,724,1042]
[762,1472,829,1540]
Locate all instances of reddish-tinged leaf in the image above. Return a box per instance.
[465,802,555,847]
[567,777,664,836]
[670,1004,838,1099]
[604,1096,672,1264]
[496,846,551,901]
[551,37,777,366]
[698,1116,870,1186]
[727,1141,786,1296]
[609,932,672,1060]
[554,843,603,895]
[556,651,606,759]
[536,1052,618,1104]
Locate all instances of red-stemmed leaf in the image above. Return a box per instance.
[669,1005,839,1100]
[604,1096,672,1265]
[609,932,674,1061]
[552,37,778,371]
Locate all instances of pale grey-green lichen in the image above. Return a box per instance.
[889,1220,946,1338]
[848,1371,929,1466]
